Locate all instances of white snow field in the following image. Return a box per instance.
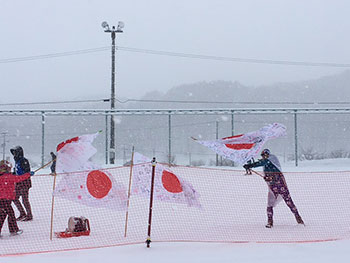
[2,158,350,262]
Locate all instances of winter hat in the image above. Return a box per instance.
[261,149,271,156]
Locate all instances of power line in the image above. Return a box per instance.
[117,98,350,105]
[118,46,350,68]
[1,97,350,107]
[0,98,109,106]
[0,47,109,64]
[1,45,350,68]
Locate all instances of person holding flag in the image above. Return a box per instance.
[50,152,57,175]
[243,149,304,228]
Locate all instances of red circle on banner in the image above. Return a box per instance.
[161,170,183,193]
[86,170,112,199]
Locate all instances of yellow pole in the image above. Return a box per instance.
[34,159,55,173]
[124,146,135,237]
[250,169,264,178]
[49,172,57,240]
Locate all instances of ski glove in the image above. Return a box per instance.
[30,171,35,176]
[243,164,252,170]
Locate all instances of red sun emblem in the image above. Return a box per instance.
[224,143,255,150]
[86,170,112,199]
[161,170,183,193]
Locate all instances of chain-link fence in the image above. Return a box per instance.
[1,108,350,169]
[1,165,349,256]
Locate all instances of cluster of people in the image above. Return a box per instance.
[0,146,34,237]
[1,144,304,236]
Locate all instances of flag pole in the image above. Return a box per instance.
[250,169,264,178]
[251,168,289,188]
[146,157,156,248]
[34,159,55,173]
[124,146,135,238]
[49,172,57,240]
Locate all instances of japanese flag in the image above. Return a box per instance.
[53,132,127,211]
[194,123,286,164]
[54,169,127,211]
[56,132,100,173]
[132,152,201,208]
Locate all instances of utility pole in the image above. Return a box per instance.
[216,121,219,166]
[102,21,124,164]
[1,132,8,160]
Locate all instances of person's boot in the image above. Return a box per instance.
[22,200,33,221]
[265,219,273,228]
[295,215,304,225]
[22,215,33,221]
[16,214,26,221]
[10,229,23,236]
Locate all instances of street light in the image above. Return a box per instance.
[102,21,124,164]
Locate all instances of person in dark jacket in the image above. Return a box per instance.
[10,146,33,221]
[0,160,32,236]
[50,152,56,175]
[243,149,304,228]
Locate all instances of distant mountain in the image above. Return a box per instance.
[258,70,350,104]
[135,70,350,108]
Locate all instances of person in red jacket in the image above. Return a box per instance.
[0,160,33,236]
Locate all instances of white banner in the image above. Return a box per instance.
[132,153,201,208]
[56,132,100,173]
[54,169,127,211]
[194,123,286,164]
[54,132,127,211]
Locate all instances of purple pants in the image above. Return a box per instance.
[266,174,300,222]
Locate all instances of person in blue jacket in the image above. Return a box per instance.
[244,149,304,228]
[10,146,33,221]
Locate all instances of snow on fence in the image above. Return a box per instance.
[1,164,350,256]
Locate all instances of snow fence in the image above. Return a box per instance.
[1,165,350,256]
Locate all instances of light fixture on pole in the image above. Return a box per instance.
[101,21,124,164]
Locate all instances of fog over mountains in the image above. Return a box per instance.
[1,70,350,166]
[135,69,350,108]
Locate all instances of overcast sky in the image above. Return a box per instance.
[1,0,350,103]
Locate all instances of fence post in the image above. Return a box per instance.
[231,110,235,167]
[146,157,156,248]
[123,145,126,164]
[216,120,219,166]
[294,110,298,167]
[105,113,108,165]
[231,110,234,136]
[41,111,45,167]
[168,113,172,164]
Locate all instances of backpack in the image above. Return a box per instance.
[67,216,90,233]
[55,216,91,238]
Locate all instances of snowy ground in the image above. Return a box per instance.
[3,239,350,263]
[2,158,350,263]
